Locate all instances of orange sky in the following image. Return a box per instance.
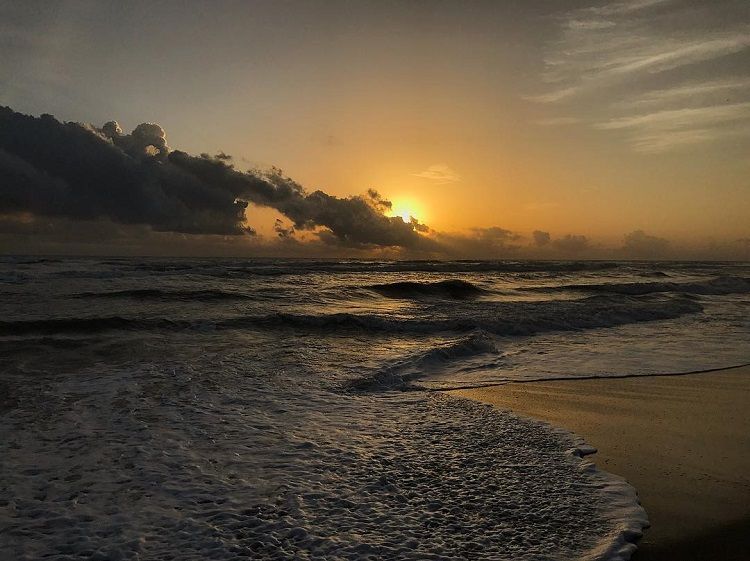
[1,1,749,258]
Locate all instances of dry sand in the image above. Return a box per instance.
[449,365,750,561]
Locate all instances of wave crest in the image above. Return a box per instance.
[347,331,498,391]
[368,279,484,299]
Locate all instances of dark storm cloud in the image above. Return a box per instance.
[0,108,250,235]
[0,107,432,249]
[169,152,434,248]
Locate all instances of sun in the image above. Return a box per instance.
[389,199,425,224]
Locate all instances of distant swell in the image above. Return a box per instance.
[220,260,621,276]
[524,276,750,296]
[255,296,701,335]
[368,279,484,299]
[1,296,702,337]
[73,288,251,301]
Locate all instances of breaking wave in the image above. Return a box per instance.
[368,279,485,299]
[347,331,498,391]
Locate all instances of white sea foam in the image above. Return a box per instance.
[1,360,648,560]
[540,421,648,561]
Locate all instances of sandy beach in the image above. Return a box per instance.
[449,365,750,561]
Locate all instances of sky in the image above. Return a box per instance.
[0,0,748,259]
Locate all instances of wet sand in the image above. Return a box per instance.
[449,365,750,561]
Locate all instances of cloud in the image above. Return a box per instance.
[0,213,345,258]
[435,227,521,258]
[539,8,750,93]
[535,117,580,126]
[273,218,295,240]
[532,230,551,246]
[598,103,750,131]
[0,107,433,249]
[621,229,670,258]
[621,77,750,107]
[2,106,743,259]
[0,108,252,235]
[583,0,672,17]
[530,0,750,151]
[439,229,594,258]
[552,234,590,254]
[469,226,518,243]
[411,164,461,184]
[601,34,750,78]
[596,102,750,151]
[526,87,580,104]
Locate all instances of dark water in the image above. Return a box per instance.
[1,257,748,560]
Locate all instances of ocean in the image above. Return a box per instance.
[1,257,749,560]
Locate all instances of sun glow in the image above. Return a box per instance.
[389,200,425,224]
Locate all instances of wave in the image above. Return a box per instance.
[524,276,750,296]
[347,331,498,391]
[368,279,484,299]
[0,316,201,335]
[0,272,29,284]
[0,257,62,265]
[37,260,622,281]
[94,259,621,278]
[227,260,621,276]
[73,288,251,301]
[253,295,702,335]
[1,295,702,338]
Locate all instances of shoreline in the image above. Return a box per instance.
[448,365,750,561]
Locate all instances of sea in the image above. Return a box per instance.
[1,257,749,561]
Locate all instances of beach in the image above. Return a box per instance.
[450,365,750,560]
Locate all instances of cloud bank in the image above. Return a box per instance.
[0,107,746,260]
[0,107,434,250]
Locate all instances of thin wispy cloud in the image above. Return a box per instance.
[604,33,750,77]
[535,117,581,126]
[583,0,673,17]
[412,164,461,184]
[620,77,750,107]
[598,103,750,131]
[629,123,750,153]
[537,29,750,101]
[530,0,750,151]
[629,129,718,152]
[599,102,750,151]
[526,87,579,104]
